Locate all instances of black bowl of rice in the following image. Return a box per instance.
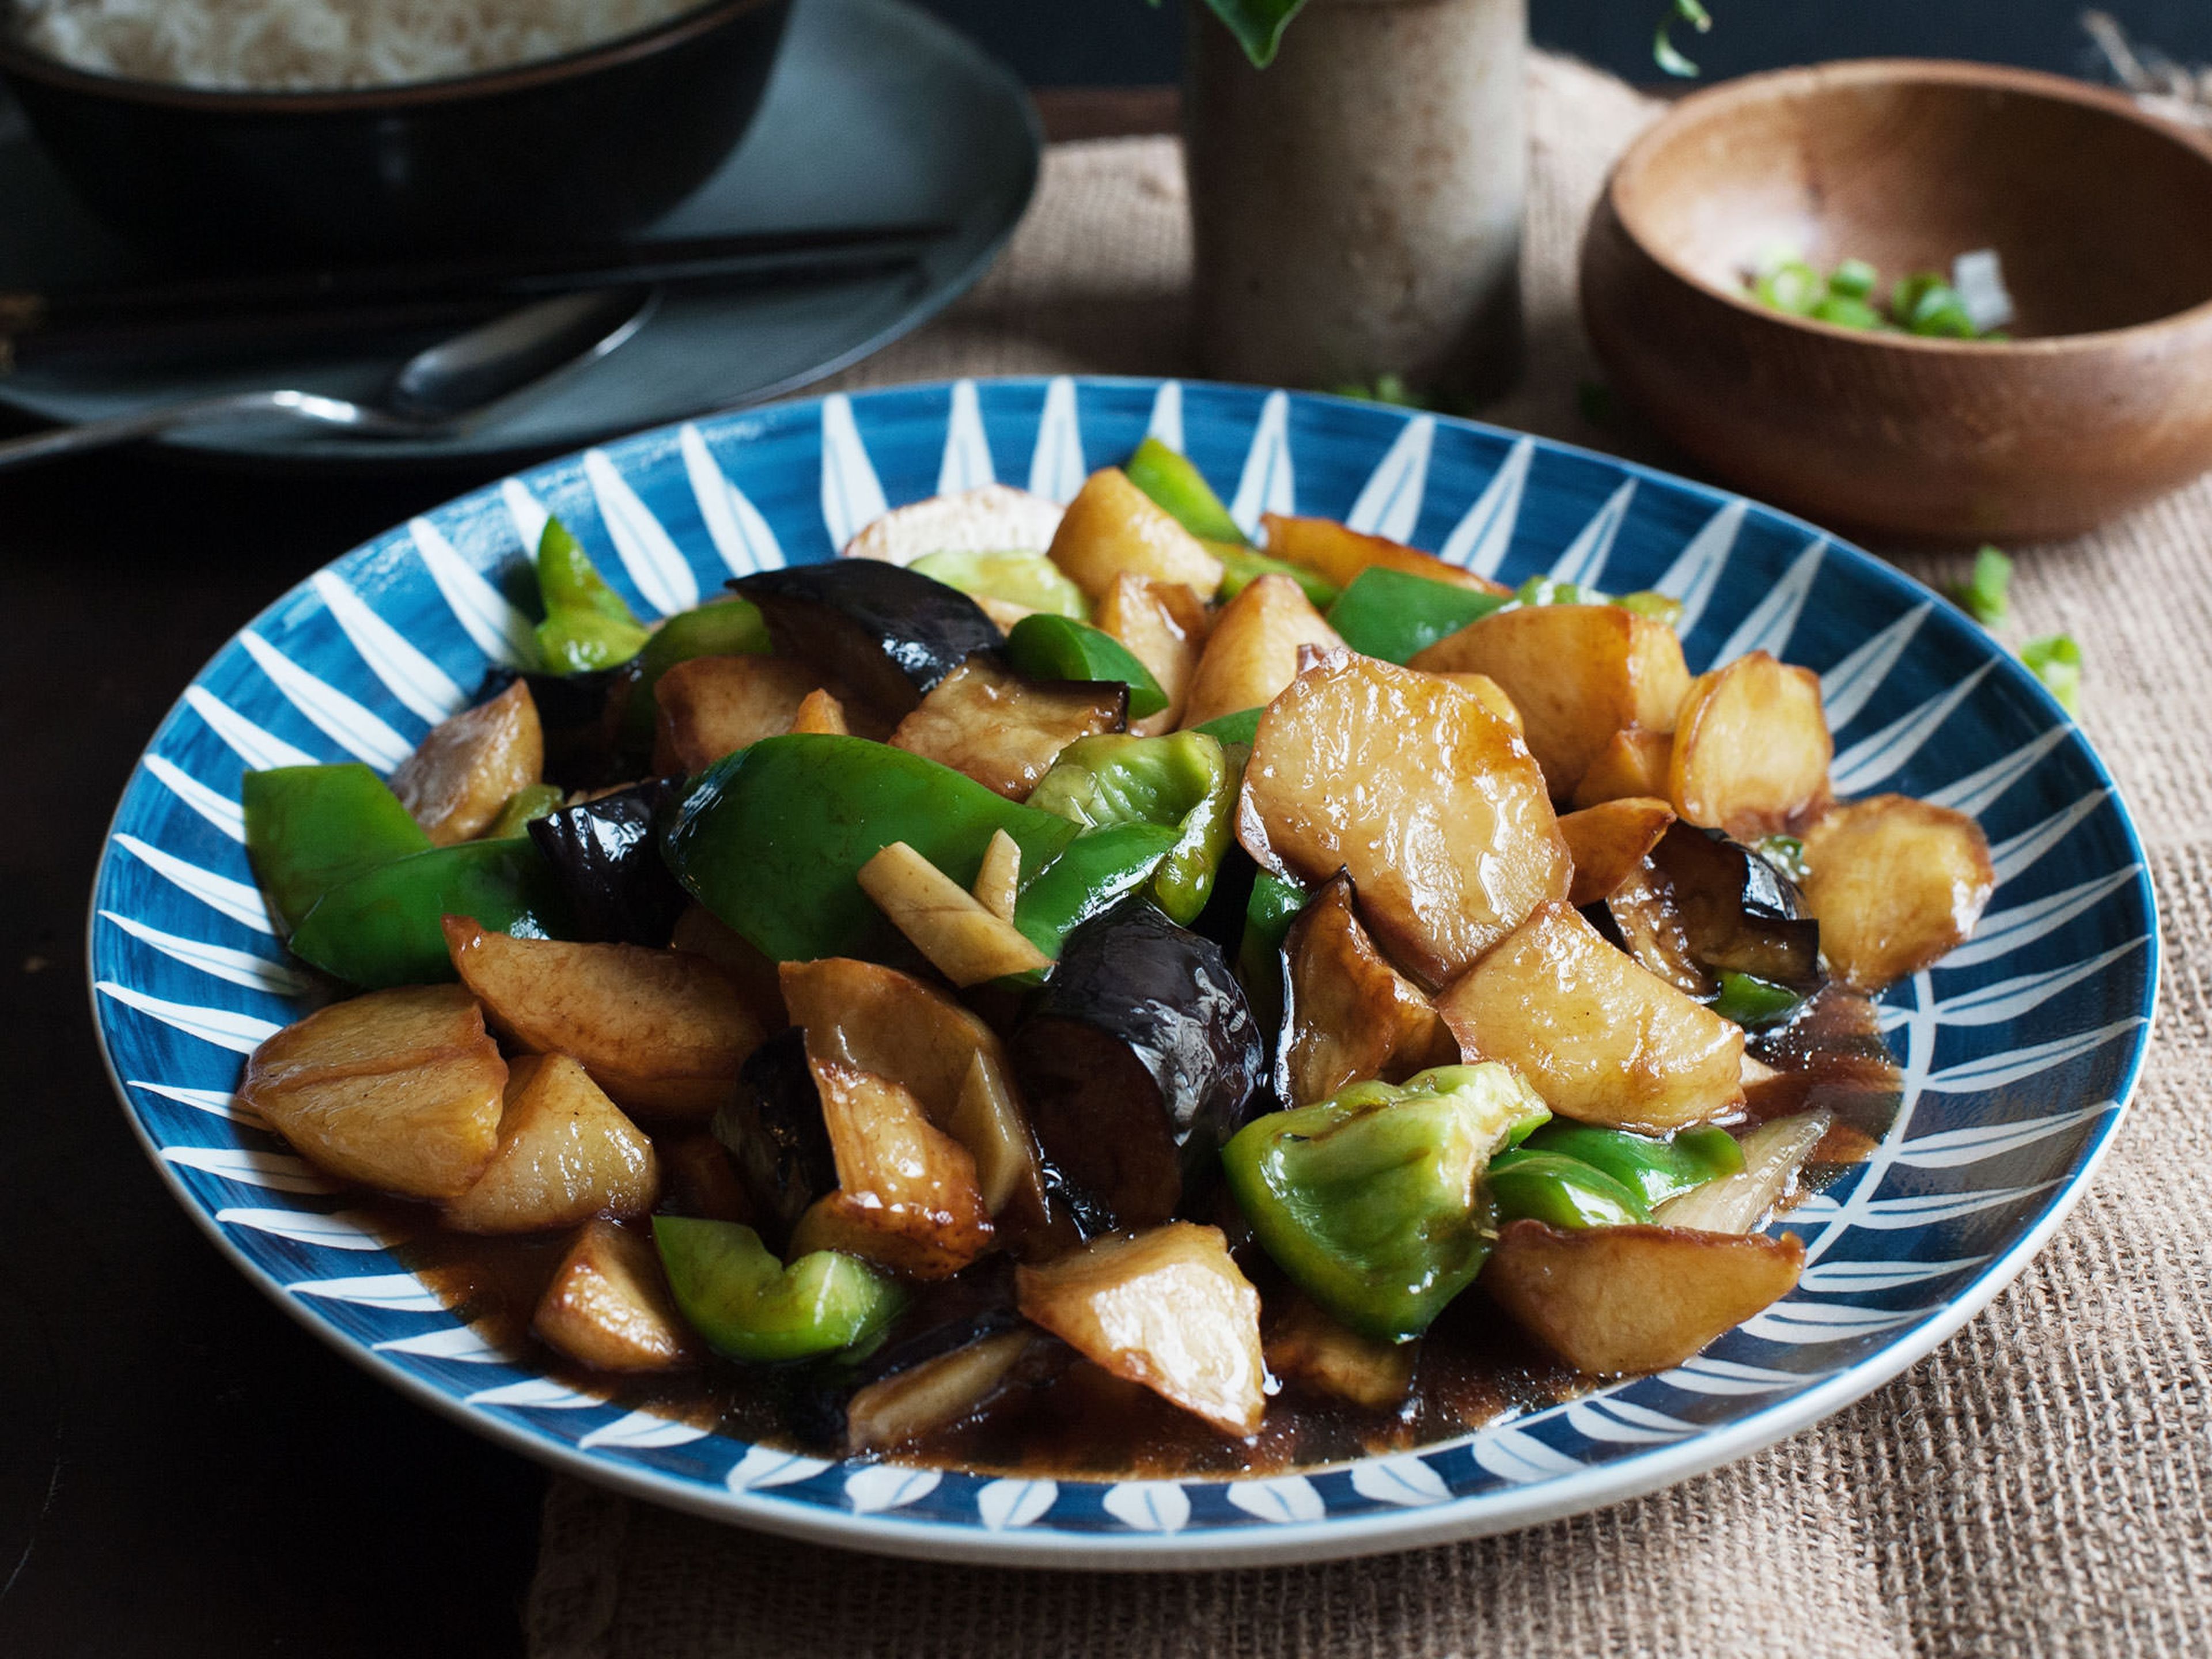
[0,0,792,257]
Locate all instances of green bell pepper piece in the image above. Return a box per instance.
[664,734,1080,962]
[1325,567,1510,664]
[911,550,1090,620]
[1616,590,1685,628]
[1222,1064,1553,1343]
[1124,435,1247,544]
[535,516,652,672]
[1234,869,1309,1026]
[653,1217,904,1363]
[1025,732,1233,923]
[482,783,567,841]
[1711,969,1806,1031]
[1212,543,1340,609]
[1010,820,1181,961]
[1004,615,1169,718]
[286,839,570,988]
[1485,1149,1652,1229]
[241,763,434,934]
[1514,1122,1745,1210]
[1192,706,1263,751]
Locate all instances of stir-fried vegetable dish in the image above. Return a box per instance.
[233,435,1997,1473]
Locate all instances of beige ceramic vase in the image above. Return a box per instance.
[1184,0,1528,398]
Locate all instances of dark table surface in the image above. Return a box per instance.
[1,441,548,1658]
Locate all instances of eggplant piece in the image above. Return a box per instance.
[1648,823,1825,994]
[1011,898,1264,1233]
[729,562,1003,721]
[478,666,631,791]
[713,1029,835,1249]
[526,777,690,948]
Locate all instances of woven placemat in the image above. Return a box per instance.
[526,54,2212,1658]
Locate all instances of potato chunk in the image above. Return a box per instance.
[890,656,1124,799]
[1670,652,1832,837]
[1430,671,1524,736]
[1278,872,1457,1105]
[1048,468,1224,601]
[843,483,1064,564]
[1483,1219,1803,1375]
[1265,1295,1416,1410]
[1261,514,1506,596]
[1559,797,1677,905]
[1179,574,1344,733]
[1437,900,1743,1130]
[1016,1222,1266,1436]
[789,687,850,736]
[1800,795,1996,991]
[1241,652,1571,985]
[1410,605,1689,799]
[532,1219,698,1372]
[1572,729,1673,808]
[844,1330,1039,1454]
[240,984,506,1199]
[1097,573,1209,736]
[445,918,768,1119]
[390,679,543,846]
[792,1059,994,1279]
[653,656,825,774]
[442,1054,659,1233]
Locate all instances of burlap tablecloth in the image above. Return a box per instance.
[526,55,2212,1658]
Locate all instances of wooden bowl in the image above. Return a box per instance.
[1581,60,2212,543]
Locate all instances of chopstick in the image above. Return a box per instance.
[0,220,953,368]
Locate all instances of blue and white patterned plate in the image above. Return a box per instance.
[88,378,2158,1568]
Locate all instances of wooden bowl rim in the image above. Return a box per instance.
[1607,56,2212,354]
[0,0,780,113]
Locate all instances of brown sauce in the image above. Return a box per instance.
[378,988,1902,1480]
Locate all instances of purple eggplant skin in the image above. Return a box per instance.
[1012,898,1265,1236]
[475,665,632,790]
[1650,823,1825,994]
[727,562,1002,719]
[524,777,690,948]
[711,1029,834,1251]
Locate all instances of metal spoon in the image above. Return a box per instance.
[0,285,658,470]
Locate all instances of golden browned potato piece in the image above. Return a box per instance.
[652,656,825,774]
[1278,872,1457,1105]
[1483,1219,1804,1375]
[1016,1222,1266,1436]
[857,840,1052,986]
[1265,1294,1416,1410]
[842,483,1063,565]
[1097,573,1209,736]
[1410,605,1690,799]
[1179,573,1345,732]
[792,1059,994,1279]
[390,679,543,845]
[240,984,506,1199]
[1430,671,1524,736]
[1437,900,1743,1130]
[789,687,850,736]
[1048,468,1224,601]
[1241,652,1571,985]
[891,656,1125,800]
[1559,797,1677,905]
[1670,652,1832,837]
[444,918,768,1119]
[441,1053,659,1234]
[667,904,786,1025]
[532,1219,698,1373]
[1800,795,1997,991]
[1260,513,1508,596]
[843,1330,1038,1454]
[1572,729,1674,808]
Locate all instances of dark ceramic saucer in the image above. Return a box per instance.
[0,0,1039,465]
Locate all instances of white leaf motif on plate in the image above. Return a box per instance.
[1741,1302,1922,1343]
[1653,497,1745,638]
[1925,940,2147,1027]
[162,1146,335,1194]
[101,911,306,994]
[726,1446,830,1492]
[1344,414,1433,543]
[844,1465,942,1514]
[1798,1256,1989,1293]
[1564,1397,1692,1444]
[214,1207,389,1249]
[585,449,699,616]
[287,1272,444,1310]
[1834,1181,2063,1230]
[1103,1480,1191,1533]
[578,1410,711,1452]
[184,685,317,771]
[1827,662,1995,794]
[1921,1021,2145,1094]
[1438,436,1531,577]
[1549,478,1635,590]
[1819,603,1928,732]
[1925,725,2071,817]
[937,380,995,495]
[142,755,246,842]
[374,1326,512,1363]
[500,479,551,561]
[1714,537,1824,665]
[467,1378,604,1410]
[97,982,278,1053]
[128,1080,262,1127]
[1225,1475,1325,1525]
[1145,381,1183,452]
[820,394,889,551]
[1229,390,1293,538]
[681,424,785,575]
[1350,1454,1450,1508]
[1472,1426,1582,1484]
[111,835,272,934]
[1027,376,1085,505]
[410,515,533,667]
[310,570,465,724]
[1895,1104,2113,1169]
[240,631,413,770]
[1657,1355,1809,1396]
[1990,789,2111,883]
[976,1479,1056,1531]
[1936,867,2142,969]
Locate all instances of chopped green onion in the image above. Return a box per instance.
[1755,834,1808,884]
[1827,259,1880,300]
[1947,546,2012,627]
[2021,634,2084,714]
[1811,293,1886,331]
[1654,0,1711,77]
[1330,374,1424,409]
[1755,260,1823,316]
[1616,590,1684,628]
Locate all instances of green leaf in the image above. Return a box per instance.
[1202,0,1314,67]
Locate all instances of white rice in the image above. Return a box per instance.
[8,0,709,90]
